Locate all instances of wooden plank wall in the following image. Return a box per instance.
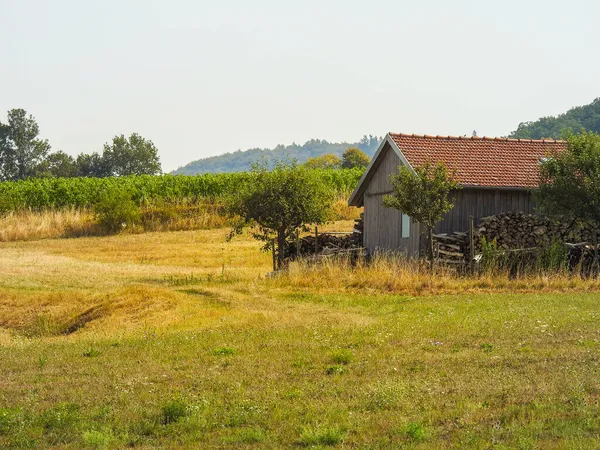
[435,189,534,233]
[363,143,420,256]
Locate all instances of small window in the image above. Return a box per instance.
[401,213,411,238]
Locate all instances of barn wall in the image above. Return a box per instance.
[363,143,420,256]
[435,189,534,233]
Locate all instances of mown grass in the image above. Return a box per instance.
[1,223,600,448]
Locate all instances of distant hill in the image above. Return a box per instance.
[173,135,382,174]
[510,98,600,139]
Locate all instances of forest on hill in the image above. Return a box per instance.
[510,97,600,139]
[173,135,382,174]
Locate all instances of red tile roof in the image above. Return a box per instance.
[389,133,566,189]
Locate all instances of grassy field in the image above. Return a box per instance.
[1,223,600,448]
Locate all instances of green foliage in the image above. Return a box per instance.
[82,429,115,449]
[404,422,427,442]
[383,161,460,261]
[304,153,341,169]
[298,425,345,446]
[226,161,335,269]
[93,187,141,233]
[330,349,353,365]
[0,108,51,180]
[160,398,190,425]
[212,346,237,356]
[0,169,362,214]
[537,131,600,226]
[341,147,370,169]
[174,135,382,174]
[103,133,161,176]
[510,98,600,139]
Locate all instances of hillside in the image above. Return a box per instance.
[510,97,600,139]
[173,135,382,174]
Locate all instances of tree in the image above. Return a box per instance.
[76,152,110,177]
[38,151,78,178]
[0,109,51,180]
[383,162,460,265]
[227,161,333,269]
[102,133,161,176]
[341,147,370,169]
[304,153,341,169]
[537,131,600,228]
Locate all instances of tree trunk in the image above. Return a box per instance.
[427,225,434,272]
[277,228,286,270]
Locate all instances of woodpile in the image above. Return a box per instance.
[470,213,599,254]
[285,215,364,259]
[433,232,466,264]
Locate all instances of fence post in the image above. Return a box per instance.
[315,226,319,255]
[594,229,599,270]
[271,239,276,272]
[469,215,475,274]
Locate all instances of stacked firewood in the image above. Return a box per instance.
[471,213,600,253]
[433,232,467,264]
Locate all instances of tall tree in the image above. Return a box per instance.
[76,152,110,177]
[102,133,161,176]
[227,161,333,269]
[0,109,51,180]
[38,151,78,178]
[536,131,600,227]
[383,162,459,266]
[341,147,370,169]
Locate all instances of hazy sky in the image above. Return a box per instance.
[2,0,598,171]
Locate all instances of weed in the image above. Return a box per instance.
[404,422,426,442]
[224,428,266,444]
[330,349,353,365]
[161,398,190,425]
[82,429,115,449]
[325,365,346,375]
[38,403,80,445]
[0,408,20,435]
[83,347,101,357]
[480,343,493,353]
[298,425,345,447]
[212,346,236,356]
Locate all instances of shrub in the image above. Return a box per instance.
[93,187,141,233]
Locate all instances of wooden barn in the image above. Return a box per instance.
[348,133,566,256]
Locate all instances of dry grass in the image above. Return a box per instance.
[2,225,600,448]
[273,253,600,296]
[0,199,360,242]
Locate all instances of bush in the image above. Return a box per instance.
[93,187,141,233]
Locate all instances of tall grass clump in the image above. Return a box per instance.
[270,251,599,295]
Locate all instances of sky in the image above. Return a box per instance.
[1,0,598,172]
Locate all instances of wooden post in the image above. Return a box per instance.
[469,215,475,274]
[594,229,599,270]
[314,226,319,255]
[296,231,300,259]
[271,239,276,272]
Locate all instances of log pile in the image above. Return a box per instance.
[469,213,599,254]
[433,233,467,264]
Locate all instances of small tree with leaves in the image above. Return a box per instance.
[537,131,600,231]
[227,161,333,269]
[383,162,460,265]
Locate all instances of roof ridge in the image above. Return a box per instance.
[388,132,565,144]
